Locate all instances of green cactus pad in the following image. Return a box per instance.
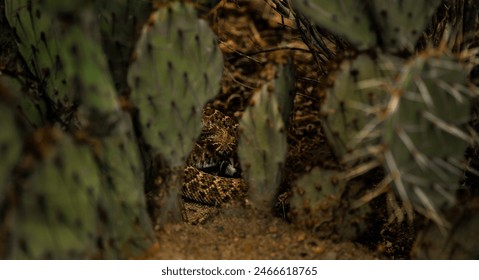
[238,64,292,211]
[290,167,372,239]
[7,121,154,259]
[292,0,377,50]
[5,0,74,114]
[56,23,122,132]
[0,75,46,129]
[369,0,441,52]
[128,2,223,225]
[323,50,475,223]
[274,60,296,128]
[292,0,440,52]
[0,102,23,205]
[128,2,223,166]
[5,0,123,131]
[9,130,101,259]
[289,168,340,227]
[33,0,91,14]
[383,53,475,222]
[95,113,155,258]
[321,54,389,160]
[94,0,151,94]
[320,50,474,223]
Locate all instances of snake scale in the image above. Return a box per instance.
[182,107,248,208]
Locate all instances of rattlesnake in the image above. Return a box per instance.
[181,107,248,222]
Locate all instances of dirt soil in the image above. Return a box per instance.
[148,206,380,259]
[143,0,386,260]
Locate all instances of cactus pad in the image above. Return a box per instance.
[9,129,101,259]
[5,0,75,117]
[383,53,475,223]
[292,0,441,52]
[128,2,223,166]
[0,75,46,129]
[238,63,293,211]
[94,113,155,258]
[321,54,389,161]
[292,0,376,50]
[0,102,23,205]
[289,168,341,228]
[128,2,223,225]
[94,0,151,94]
[369,0,441,52]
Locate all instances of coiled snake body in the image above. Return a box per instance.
[181,107,248,222]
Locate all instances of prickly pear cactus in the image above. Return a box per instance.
[0,75,46,130]
[1,117,155,259]
[59,25,122,132]
[290,168,373,240]
[3,0,156,259]
[128,2,223,225]
[321,54,389,162]
[4,0,79,124]
[4,0,124,130]
[291,0,376,50]
[94,0,151,95]
[411,198,479,259]
[368,0,440,52]
[382,52,475,224]
[274,60,296,128]
[320,49,476,224]
[289,168,341,228]
[291,0,441,52]
[0,101,23,205]
[8,128,101,259]
[57,7,156,256]
[95,114,155,258]
[238,63,294,212]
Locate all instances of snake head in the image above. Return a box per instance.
[205,124,237,157]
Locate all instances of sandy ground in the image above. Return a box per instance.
[147,206,380,259]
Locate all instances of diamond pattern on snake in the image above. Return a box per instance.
[182,107,248,224]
